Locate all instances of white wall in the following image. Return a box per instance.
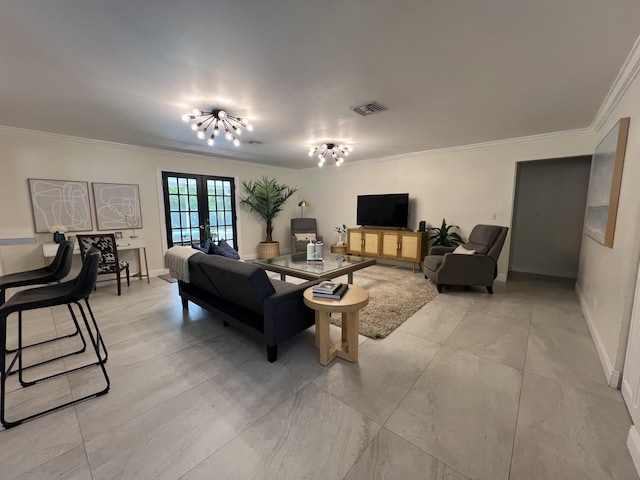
[296,134,593,279]
[0,125,595,283]
[576,70,640,387]
[0,127,302,276]
[510,156,591,278]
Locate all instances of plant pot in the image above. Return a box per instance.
[257,241,280,259]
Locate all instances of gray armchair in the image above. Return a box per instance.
[290,218,322,253]
[423,224,508,294]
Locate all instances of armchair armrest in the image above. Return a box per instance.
[430,245,456,255]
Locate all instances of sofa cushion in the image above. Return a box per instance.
[188,254,275,315]
[193,240,209,254]
[217,239,240,260]
[193,239,218,255]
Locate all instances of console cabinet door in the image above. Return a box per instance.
[381,232,400,258]
[398,232,422,262]
[348,230,363,254]
[363,231,381,255]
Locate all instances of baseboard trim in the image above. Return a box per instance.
[628,426,640,477]
[576,283,621,388]
[510,265,577,279]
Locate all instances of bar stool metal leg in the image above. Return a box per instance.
[8,307,88,380]
[1,299,110,429]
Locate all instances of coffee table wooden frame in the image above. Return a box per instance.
[255,253,376,283]
[303,285,369,365]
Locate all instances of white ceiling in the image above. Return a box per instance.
[1,1,639,169]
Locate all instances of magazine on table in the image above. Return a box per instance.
[313,283,348,299]
[312,280,341,294]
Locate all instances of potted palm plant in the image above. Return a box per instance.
[240,176,298,259]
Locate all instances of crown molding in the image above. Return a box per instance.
[591,34,640,133]
[0,125,292,172]
[332,127,594,169]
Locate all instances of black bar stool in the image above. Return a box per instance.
[0,248,110,428]
[0,241,74,304]
[0,241,83,365]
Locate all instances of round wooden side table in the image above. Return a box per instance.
[303,285,369,365]
[330,244,348,254]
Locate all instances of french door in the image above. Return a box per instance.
[161,172,238,250]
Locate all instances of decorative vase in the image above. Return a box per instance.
[337,232,346,246]
[53,232,66,243]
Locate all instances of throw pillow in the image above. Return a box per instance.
[294,232,317,241]
[453,245,476,255]
[193,239,212,254]
[217,239,240,260]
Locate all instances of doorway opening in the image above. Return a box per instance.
[509,155,591,279]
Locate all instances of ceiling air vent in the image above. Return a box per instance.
[351,102,387,116]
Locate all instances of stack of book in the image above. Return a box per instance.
[312,280,348,299]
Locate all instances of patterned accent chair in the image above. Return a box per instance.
[77,234,130,295]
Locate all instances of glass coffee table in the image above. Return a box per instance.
[254,253,376,283]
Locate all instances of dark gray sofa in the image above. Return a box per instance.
[178,253,319,362]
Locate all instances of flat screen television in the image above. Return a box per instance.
[357,193,409,228]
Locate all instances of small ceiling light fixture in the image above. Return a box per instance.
[308,143,353,167]
[181,109,253,147]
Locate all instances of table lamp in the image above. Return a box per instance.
[298,200,309,218]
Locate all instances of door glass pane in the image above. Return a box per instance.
[171,212,181,228]
[178,178,188,194]
[188,178,197,194]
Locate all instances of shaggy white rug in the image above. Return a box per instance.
[330,264,439,339]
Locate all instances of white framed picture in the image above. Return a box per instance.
[28,178,93,233]
[92,182,143,231]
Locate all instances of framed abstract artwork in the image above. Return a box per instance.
[584,117,630,247]
[92,182,143,231]
[28,178,93,233]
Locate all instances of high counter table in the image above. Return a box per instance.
[42,237,150,283]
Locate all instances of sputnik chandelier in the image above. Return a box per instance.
[181,109,253,147]
[308,143,353,167]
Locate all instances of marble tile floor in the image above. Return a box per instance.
[0,270,638,479]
